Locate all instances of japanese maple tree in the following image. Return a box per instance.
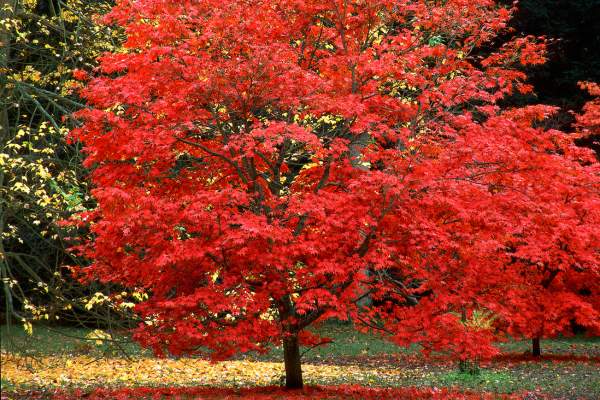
[458,85,600,357]
[70,0,600,387]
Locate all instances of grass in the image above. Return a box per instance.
[426,365,599,398]
[0,321,404,361]
[305,321,408,359]
[498,335,600,356]
[3,321,597,360]
[1,322,599,399]
[0,324,149,358]
[242,321,413,363]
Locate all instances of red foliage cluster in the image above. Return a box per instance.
[70,0,600,386]
[48,385,530,400]
[577,81,600,138]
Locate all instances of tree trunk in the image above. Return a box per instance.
[1,1,15,144]
[283,334,303,389]
[532,337,541,357]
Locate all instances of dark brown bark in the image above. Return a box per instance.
[283,334,303,389]
[1,1,15,144]
[532,337,541,357]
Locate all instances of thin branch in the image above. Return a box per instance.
[176,137,248,183]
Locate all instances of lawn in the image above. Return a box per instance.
[1,323,599,399]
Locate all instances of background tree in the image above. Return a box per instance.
[0,0,128,331]
[71,0,600,388]
[471,103,600,358]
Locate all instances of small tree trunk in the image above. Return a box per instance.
[532,337,541,357]
[283,334,303,389]
[1,1,15,144]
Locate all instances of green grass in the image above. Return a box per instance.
[3,321,597,360]
[1,377,17,392]
[425,362,600,399]
[0,320,405,360]
[229,320,410,363]
[306,321,405,358]
[498,335,600,356]
[290,321,414,362]
[0,324,148,358]
[435,370,516,391]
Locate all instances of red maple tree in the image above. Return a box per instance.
[70,0,600,387]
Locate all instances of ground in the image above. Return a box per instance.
[1,323,599,399]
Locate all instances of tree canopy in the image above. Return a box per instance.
[68,0,600,389]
